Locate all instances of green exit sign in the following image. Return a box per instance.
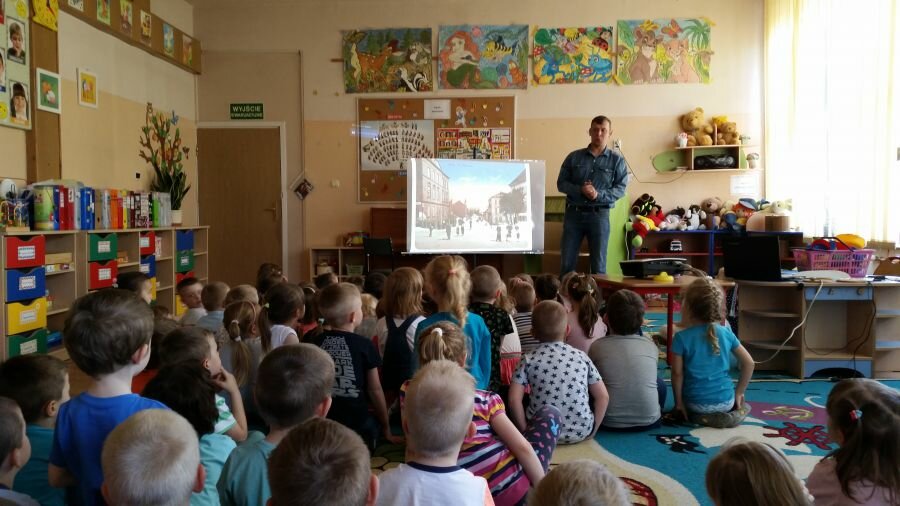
[230,103,264,120]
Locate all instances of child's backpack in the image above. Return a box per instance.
[382,316,418,393]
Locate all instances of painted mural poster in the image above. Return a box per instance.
[342,28,433,93]
[437,24,528,90]
[616,18,712,84]
[359,120,434,171]
[436,128,511,160]
[532,26,613,85]
[139,9,151,45]
[162,23,175,58]
[96,0,109,25]
[119,0,132,35]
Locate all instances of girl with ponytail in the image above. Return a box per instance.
[672,277,754,428]
[414,255,492,390]
[403,322,560,506]
[563,273,607,353]
[220,300,264,425]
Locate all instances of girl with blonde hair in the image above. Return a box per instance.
[415,256,492,389]
[706,438,811,506]
[672,277,754,428]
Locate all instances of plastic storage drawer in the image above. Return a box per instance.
[6,298,47,335]
[89,233,118,262]
[6,267,46,302]
[7,329,48,357]
[89,260,118,290]
[139,231,156,256]
[176,230,194,251]
[139,255,156,278]
[176,250,195,273]
[5,236,45,269]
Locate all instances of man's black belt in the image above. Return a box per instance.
[566,204,607,212]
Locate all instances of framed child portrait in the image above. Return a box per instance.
[77,68,98,108]
[36,68,60,114]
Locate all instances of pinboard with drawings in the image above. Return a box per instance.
[357,96,516,202]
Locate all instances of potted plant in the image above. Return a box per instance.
[746,152,760,169]
[139,103,190,225]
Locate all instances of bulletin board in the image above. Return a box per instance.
[357,96,516,203]
[1,0,33,130]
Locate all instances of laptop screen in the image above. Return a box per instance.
[722,235,784,281]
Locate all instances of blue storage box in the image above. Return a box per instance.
[139,255,156,278]
[46,330,63,348]
[5,267,46,303]
[176,230,194,251]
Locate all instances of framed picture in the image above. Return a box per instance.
[9,81,30,127]
[162,23,174,58]
[6,18,27,65]
[139,10,151,45]
[119,0,132,35]
[96,0,110,25]
[76,68,98,108]
[36,68,61,114]
[67,0,83,11]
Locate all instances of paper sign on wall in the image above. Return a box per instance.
[230,103,264,120]
[424,100,451,119]
[730,174,760,196]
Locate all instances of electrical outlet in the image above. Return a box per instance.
[135,172,141,179]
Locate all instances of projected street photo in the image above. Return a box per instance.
[409,159,534,253]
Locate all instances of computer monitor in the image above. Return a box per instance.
[721,234,784,282]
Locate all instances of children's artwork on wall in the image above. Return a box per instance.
[77,68,97,108]
[359,120,434,171]
[532,26,614,85]
[6,17,26,64]
[31,0,58,31]
[0,55,6,93]
[437,24,528,90]
[436,128,511,159]
[341,28,433,93]
[182,35,192,66]
[66,0,81,11]
[139,9,151,45]
[616,18,713,85]
[8,80,28,126]
[119,0,132,35]
[96,0,109,25]
[162,23,174,57]
[0,1,4,22]
[36,68,60,114]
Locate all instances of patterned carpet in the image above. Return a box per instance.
[370,379,900,506]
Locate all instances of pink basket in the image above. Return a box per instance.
[791,248,875,278]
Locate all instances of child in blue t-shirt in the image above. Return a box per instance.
[672,277,755,428]
[0,355,70,506]
[48,289,168,506]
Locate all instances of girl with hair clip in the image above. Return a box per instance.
[375,268,426,403]
[672,277,754,428]
[706,438,812,506]
[403,322,561,506]
[564,273,607,353]
[807,379,900,505]
[296,284,320,339]
[259,282,305,351]
[220,301,264,424]
[415,255,492,390]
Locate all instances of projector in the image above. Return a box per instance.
[620,258,688,278]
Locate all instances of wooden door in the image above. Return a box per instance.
[198,127,282,287]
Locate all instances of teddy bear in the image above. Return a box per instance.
[680,107,714,147]
[716,121,740,145]
[700,197,722,230]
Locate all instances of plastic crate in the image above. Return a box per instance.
[792,248,875,278]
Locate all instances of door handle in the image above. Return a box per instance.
[264,203,279,221]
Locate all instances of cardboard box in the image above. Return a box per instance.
[45,252,73,264]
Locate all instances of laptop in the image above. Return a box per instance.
[721,235,795,282]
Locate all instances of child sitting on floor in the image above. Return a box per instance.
[806,379,899,505]
[116,271,153,304]
[0,355,69,506]
[177,277,207,326]
[527,460,630,506]
[197,281,230,333]
[377,361,492,506]
[267,418,377,506]
[468,265,518,394]
[405,322,559,506]
[672,277,754,428]
[261,282,305,350]
[509,277,537,354]
[375,267,425,404]
[563,273,606,353]
[509,300,609,444]
[706,438,811,506]
[0,397,39,505]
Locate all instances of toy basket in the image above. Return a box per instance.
[791,248,875,278]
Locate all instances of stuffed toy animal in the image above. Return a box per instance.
[629,194,662,248]
[716,121,740,145]
[700,197,722,229]
[680,107,714,147]
[631,193,656,217]
[683,205,707,230]
[733,198,759,227]
[646,204,665,228]
[660,207,687,230]
[630,214,659,247]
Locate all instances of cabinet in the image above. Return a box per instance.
[738,280,900,378]
[1,232,79,360]
[630,230,803,275]
[309,247,365,279]
[654,144,757,172]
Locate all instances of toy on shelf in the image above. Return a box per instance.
[680,107,713,147]
[683,205,706,230]
[712,116,741,145]
[700,197,722,230]
[629,193,664,247]
[659,207,686,230]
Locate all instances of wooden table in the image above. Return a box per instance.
[592,274,735,365]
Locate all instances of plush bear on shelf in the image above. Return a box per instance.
[700,197,723,230]
[716,121,740,145]
[681,107,714,146]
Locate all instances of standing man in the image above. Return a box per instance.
[557,115,628,276]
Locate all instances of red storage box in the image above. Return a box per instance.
[5,236,46,269]
[139,232,156,256]
[176,271,196,285]
[89,260,118,290]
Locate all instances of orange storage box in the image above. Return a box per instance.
[5,235,46,269]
